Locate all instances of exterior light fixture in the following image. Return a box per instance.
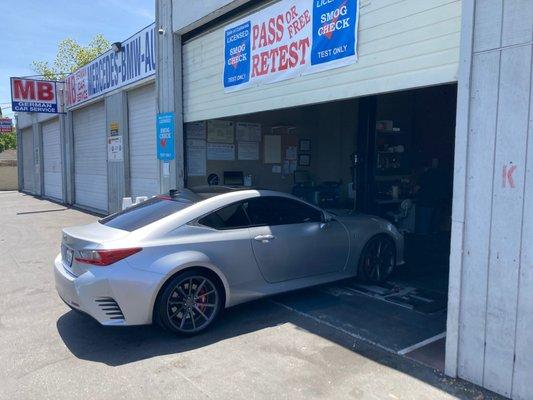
[111,42,122,53]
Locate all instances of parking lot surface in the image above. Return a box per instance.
[0,192,502,400]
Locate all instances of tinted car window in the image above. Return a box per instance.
[100,196,196,232]
[198,203,250,230]
[245,197,323,226]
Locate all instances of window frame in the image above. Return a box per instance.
[194,200,252,231]
[243,196,325,228]
[192,195,326,231]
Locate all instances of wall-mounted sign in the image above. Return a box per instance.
[110,121,119,136]
[108,135,123,162]
[10,78,58,113]
[223,0,359,91]
[186,121,207,140]
[207,143,235,160]
[236,122,261,142]
[238,141,260,160]
[264,134,282,164]
[0,118,13,133]
[187,139,207,176]
[64,23,156,109]
[156,112,175,161]
[207,120,234,143]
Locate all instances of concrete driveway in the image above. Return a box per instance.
[0,192,502,400]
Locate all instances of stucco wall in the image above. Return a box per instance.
[0,164,18,190]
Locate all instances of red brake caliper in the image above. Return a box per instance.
[197,287,207,313]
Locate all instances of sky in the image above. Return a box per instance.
[0,0,155,118]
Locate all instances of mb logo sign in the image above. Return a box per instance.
[10,78,59,114]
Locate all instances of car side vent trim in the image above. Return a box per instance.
[95,297,125,320]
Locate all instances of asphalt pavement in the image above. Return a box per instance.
[0,192,504,400]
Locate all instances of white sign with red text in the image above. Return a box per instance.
[11,78,58,114]
[0,118,13,133]
[223,0,359,91]
[64,23,156,109]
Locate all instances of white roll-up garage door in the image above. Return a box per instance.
[128,83,159,198]
[73,102,108,212]
[42,118,63,201]
[182,0,461,122]
[21,128,35,193]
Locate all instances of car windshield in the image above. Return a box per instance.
[99,189,201,232]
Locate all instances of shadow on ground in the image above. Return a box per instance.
[57,292,503,400]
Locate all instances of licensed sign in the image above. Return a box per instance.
[156,112,175,161]
[223,0,359,91]
[0,118,13,133]
[10,78,58,113]
[65,23,156,109]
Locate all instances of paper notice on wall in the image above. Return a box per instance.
[283,160,290,175]
[264,135,281,164]
[207,143,235,160]
[187,139,206,176]
[238,141,260,160]
[236,122,261,142]
[108,135,123,162]
[285,145,297,161]
[207,120,234,143]
[186,121,207,139]
[290,160,297,173]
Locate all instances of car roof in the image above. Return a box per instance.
[131,189,321,239]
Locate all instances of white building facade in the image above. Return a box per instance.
[17,23,157,214]
[154,1,533,398]
[16,1,533,398]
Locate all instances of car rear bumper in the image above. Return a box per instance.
[54,254,163,326]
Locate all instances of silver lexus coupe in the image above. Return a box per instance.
[55,188,404,335]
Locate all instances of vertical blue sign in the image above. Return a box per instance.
[223,21,251,88]
[156,112,175,161]
[311,0,357,66]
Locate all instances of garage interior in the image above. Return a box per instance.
[184,83,457,371]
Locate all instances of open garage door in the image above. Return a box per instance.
[128,83,159,198]
[182,0,461,122]
[184,83,457,372]
[42,118,63,201]
[21,128,34,194]
[73,102,108,213]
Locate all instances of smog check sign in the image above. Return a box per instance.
[156,112,175,161]
[223,0,359,91]
[11,78,58,114]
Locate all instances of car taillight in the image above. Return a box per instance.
[75,248,142,266]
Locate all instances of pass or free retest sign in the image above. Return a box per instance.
[223,0,359,91]
[10,78,58,113]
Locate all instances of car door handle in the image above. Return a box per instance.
[254,234,275,243]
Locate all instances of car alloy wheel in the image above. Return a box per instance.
[159,272,221,335]
[358,236,396,283]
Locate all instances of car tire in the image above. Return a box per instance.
[357,235,396,283]
[156,270,223,336]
